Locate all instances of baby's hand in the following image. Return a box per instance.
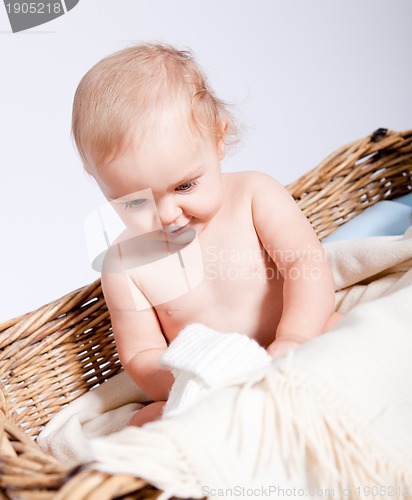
[129,401,166,427]
[266,335,306,358]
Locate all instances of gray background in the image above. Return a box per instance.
[1,0,411,321]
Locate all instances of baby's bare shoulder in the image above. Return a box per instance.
[223,171,282,196]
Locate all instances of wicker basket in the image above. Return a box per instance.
[1,128,411,499]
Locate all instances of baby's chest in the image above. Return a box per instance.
[127,228,273,299]
[154,236,282,340]
[202,241,273,285]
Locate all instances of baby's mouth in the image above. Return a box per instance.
[166,221,191,235]
[172,224,189,235]
[162,221,197,245]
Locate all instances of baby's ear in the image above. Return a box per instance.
[216,120,228,160]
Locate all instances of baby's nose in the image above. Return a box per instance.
[157,199,183,227]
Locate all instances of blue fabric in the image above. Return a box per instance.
[323,194,412,243]
[395,192,412,208]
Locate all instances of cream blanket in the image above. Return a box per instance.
[37,227,412,499]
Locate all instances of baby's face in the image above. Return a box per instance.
[93,119,226,243]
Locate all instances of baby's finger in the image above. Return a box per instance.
[267,339,301,358]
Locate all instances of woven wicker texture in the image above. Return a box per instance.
[0,128,411,498]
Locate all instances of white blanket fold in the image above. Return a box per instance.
[37,370,151,465]
[37,227,412,499]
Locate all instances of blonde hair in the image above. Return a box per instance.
[72,42,238,172]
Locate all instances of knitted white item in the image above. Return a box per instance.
[160,324,272,417]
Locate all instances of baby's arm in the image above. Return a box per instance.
[251,173,335,355]
[101,268,174,402]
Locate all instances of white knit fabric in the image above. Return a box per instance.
[161,324,272,417]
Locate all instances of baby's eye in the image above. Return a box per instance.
[176,180,198,192]
[124,199,146,209]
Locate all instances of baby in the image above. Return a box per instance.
[72,43,340,426]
